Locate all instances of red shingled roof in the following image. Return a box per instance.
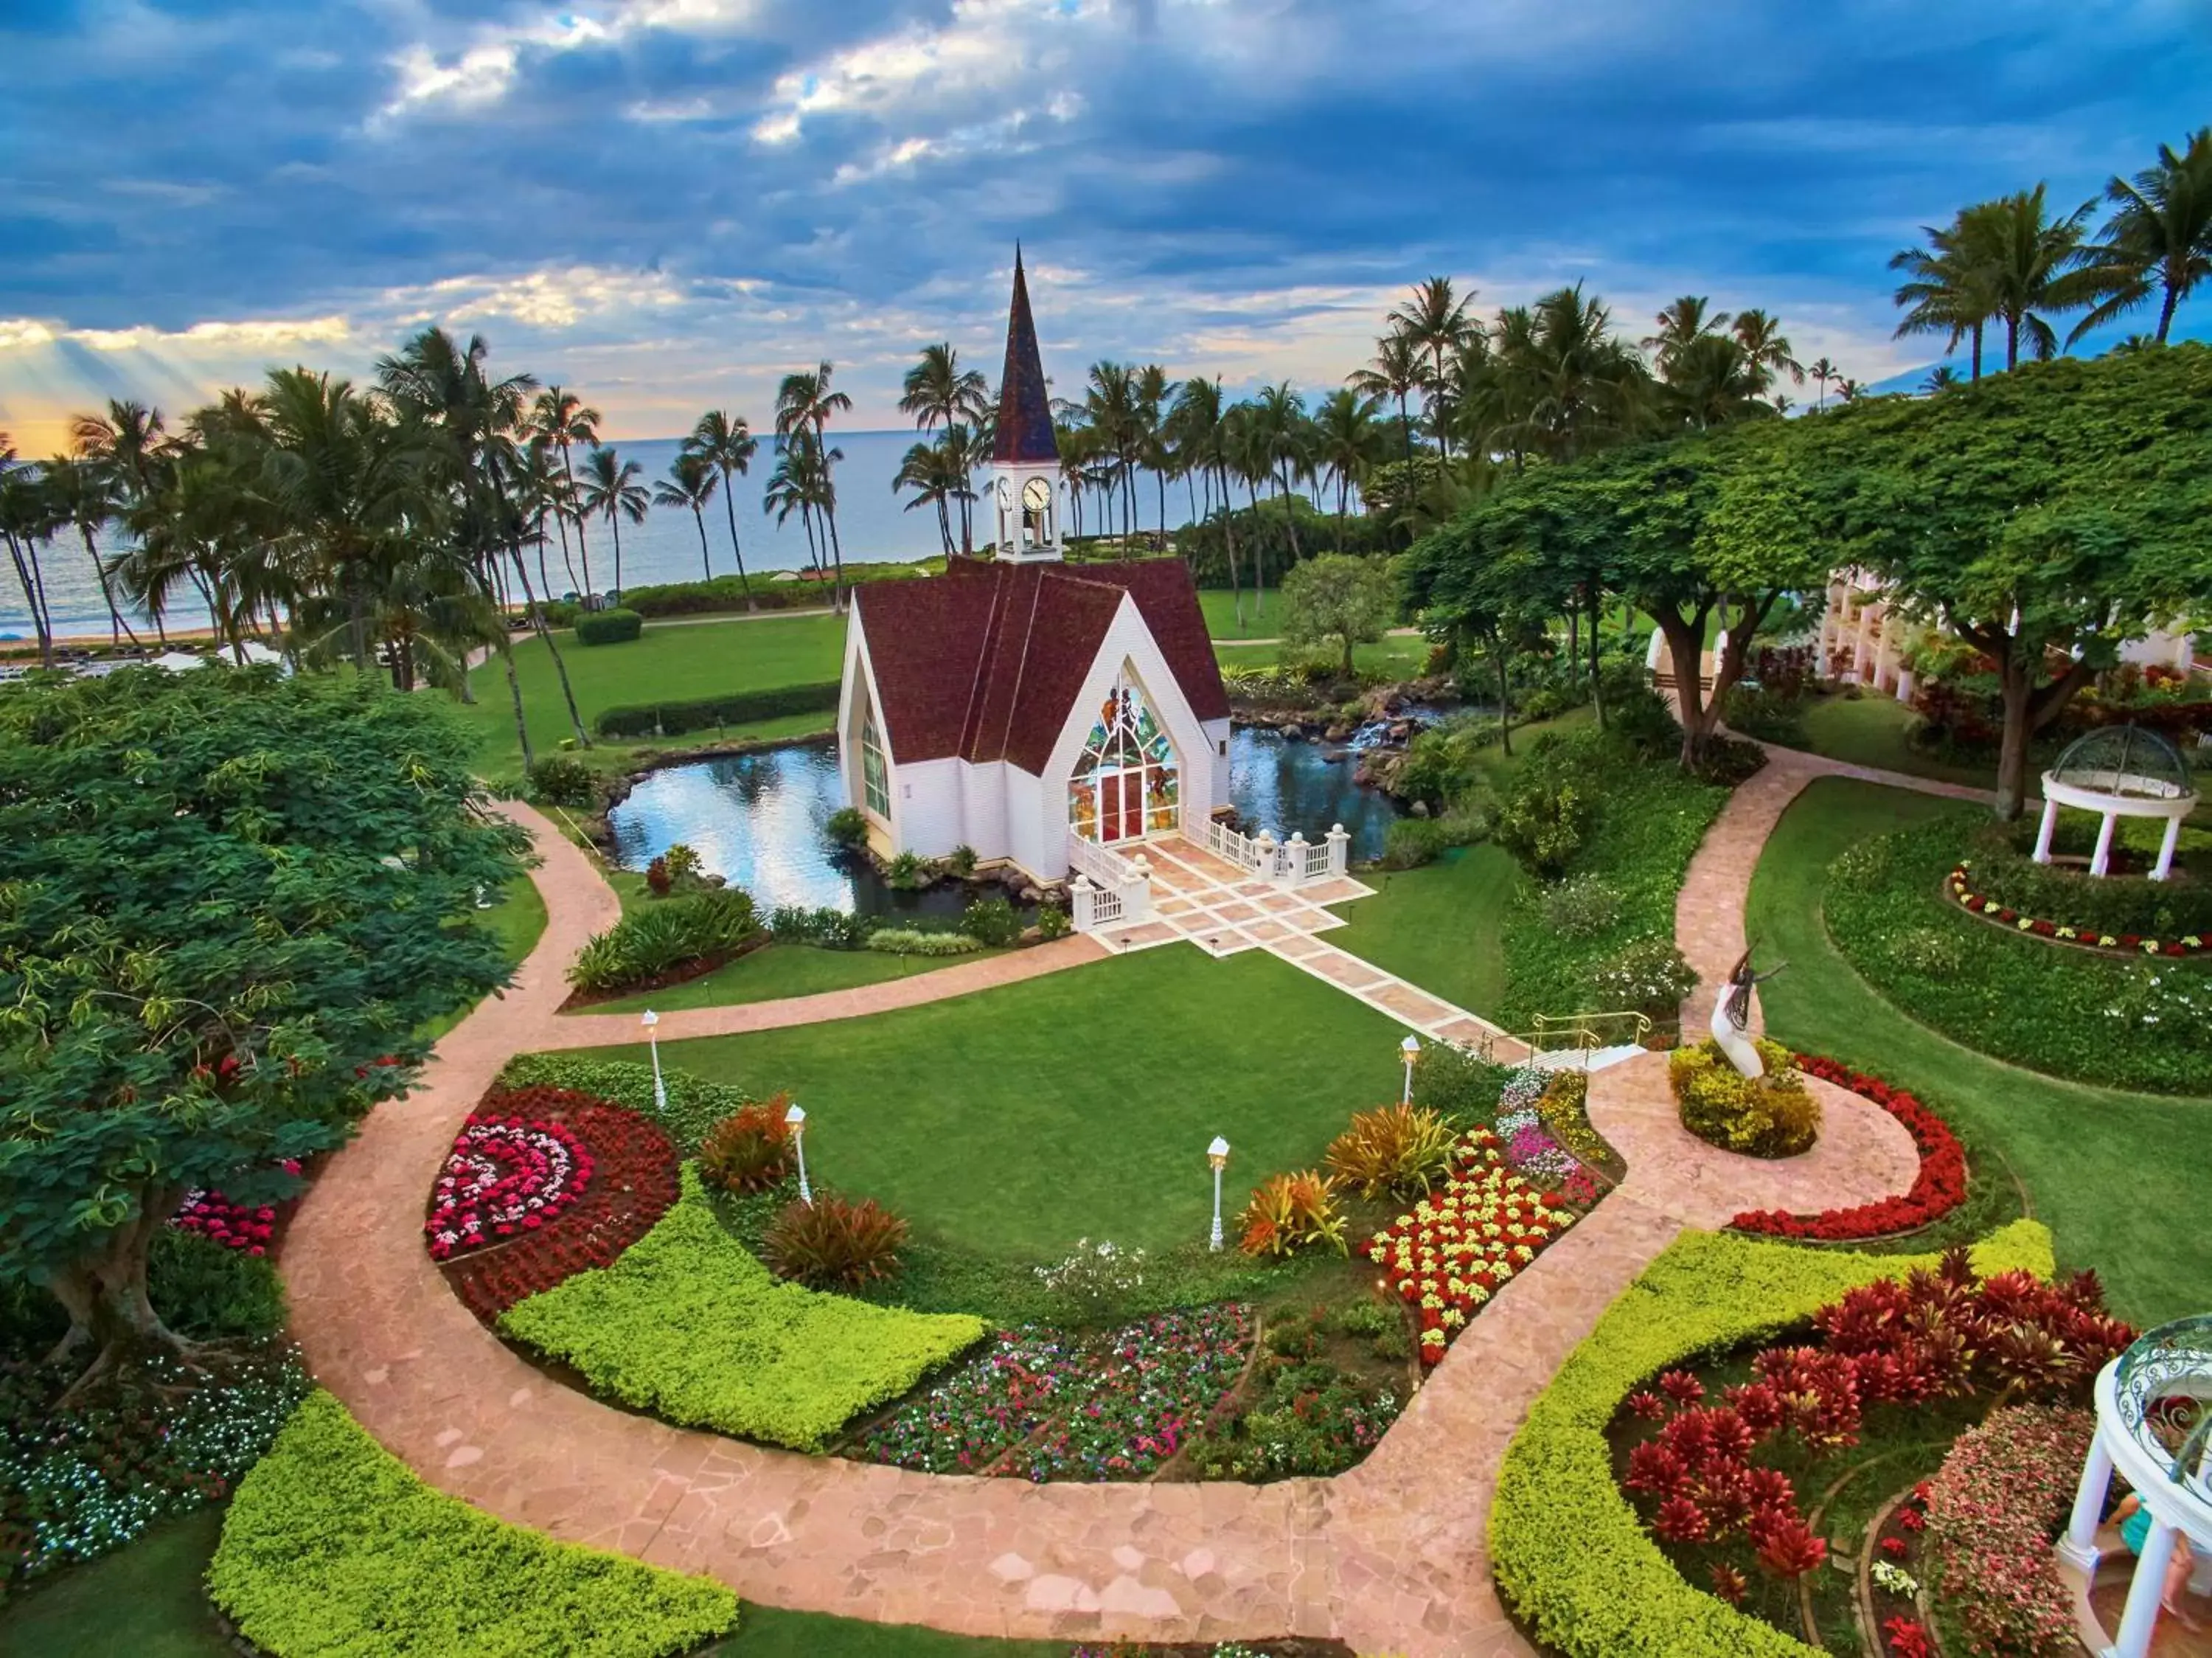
[855,558,1231,772]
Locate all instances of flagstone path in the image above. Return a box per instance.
[283,746,1978,1654]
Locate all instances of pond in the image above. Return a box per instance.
[605,727,1407,913]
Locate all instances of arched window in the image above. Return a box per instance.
[860,703,890,819]
[1068,670,1178,844]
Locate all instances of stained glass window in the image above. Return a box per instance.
[860,704,890,819]
[1068,670,1178,843]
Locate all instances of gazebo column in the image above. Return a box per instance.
[2057,1434,2114,1571]
[2032,797,2062,865]
[2152,816,2183,882]
[2112,1516,2181,1658]
[2091,811,2119,878]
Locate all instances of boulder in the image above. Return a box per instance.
[1323,723,1351,743]
[1279,723,1306,742]
[1409,799,1430,817]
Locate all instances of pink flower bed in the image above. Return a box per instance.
[425,1112,594,1260]
[173,1158,304,1255]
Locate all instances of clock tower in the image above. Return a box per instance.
[986,247,1065,563]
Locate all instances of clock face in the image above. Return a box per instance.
[1022,476,1052,510]
[997,476,1013,507]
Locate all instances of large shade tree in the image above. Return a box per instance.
[0,668,528,1387]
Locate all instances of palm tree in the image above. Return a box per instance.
[1964,187,2096,369]
[1388,278,1479,458]
[1082,361,1144,552]
[1891,215,1997,381]
[1250,382,1311,568]
[1922,365,1964,393]
[942,423,991,553]
[529,387,601,592]
[898,344,990,555]
[1134,364,1177,541]
[41,455,137,646]
[1807,356,1839,409]
[774,363,852,606]
[577,446,650,595]
[0,445,58,665]
[654,451,721,582]
[1662,333,1772,429]
[1730,308,1804,393]
[1309,388,1382,549]
[1167,376,1242,611]
[1221,400,1276,606]
[1496,284,1649,461]
[1835,377,1865,403]
[1642,296,1729,375]
[2067,128,2212,345]
[1349,328,1426,466]
[892,439,961,555]
[686,409,758,603]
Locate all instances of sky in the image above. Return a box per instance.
[2,0,2209,454]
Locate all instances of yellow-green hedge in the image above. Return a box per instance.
[501,1166,985,1450]
[1488,1221,2054,1658]
[208,1390,737,1657]
[1670,1038,1821,1158]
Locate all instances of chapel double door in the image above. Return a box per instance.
[1095,769,1146,844]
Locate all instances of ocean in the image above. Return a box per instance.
[2,431,1210,639]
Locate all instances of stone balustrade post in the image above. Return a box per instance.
[1326,822,1350,877]
[1284,831,1309,889]
[1070,875,1098,933]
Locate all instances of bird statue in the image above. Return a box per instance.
[1711,943,1787,1078]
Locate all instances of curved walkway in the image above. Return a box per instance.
[285,755,1956,1654]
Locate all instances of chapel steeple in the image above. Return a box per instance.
[986,246,1065,562]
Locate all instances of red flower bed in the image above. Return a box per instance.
[429,1086,681,1322]
[1947,864,2205,958]
[1730,1057,1966,1242]
[173,1158,305,1255]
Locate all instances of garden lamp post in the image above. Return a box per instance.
[1400,1035,1421,1106]
[1208,1137,1231,1252]
[787,1102,811,1204]
[642,1009,667,1117]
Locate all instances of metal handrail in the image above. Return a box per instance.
[1524,1010,1654,1054]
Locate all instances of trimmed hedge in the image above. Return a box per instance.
[206,1390,738,1657]
[594,682,841,740]
[619,563,928,619]
[1489,1220,2054,1658]
[574,608,643,646]
[866,928,984,956]
[1825,815,2212,1095]
[498,1054,746,1154]
[1961,816,2212,938]
[500,1167,985,1450]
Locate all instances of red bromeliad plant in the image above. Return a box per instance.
[1731,1057,1966,1241]
[1618,1252,2131,1608]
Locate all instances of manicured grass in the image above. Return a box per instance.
[1329,844,1523,1019]
[591,946,1409,1258]
[1198,586,1281,638]
[711,1607,1056,1656]
[0,1508,232,1657]
[581,942,1004,1016]
[1745,776,2212,1327]
[461,613,846,777]
[1793,692,2001,794]
[1214,634,1431,678]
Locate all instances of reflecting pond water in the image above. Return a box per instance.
[607,726,1407,912]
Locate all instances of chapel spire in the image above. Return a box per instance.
[992,246,1059,465]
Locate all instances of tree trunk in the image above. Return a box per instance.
[1275,466,1304,563]
[718,474,754,605]
[552,509,580,596]
[561,448,594,594]
[824,501,846,613]
[1568,605,1582,688]
[2156,285,2179,345]
[1492,632,1513,756]
[1652,608,1712,771]
[691,507,712,580]
[5,533,54,667]
[1994,662,2033,820]
[608,511,625,600]
[2006,315,2020,373]
[1589,594,1606,729]
[509,544,591,748]
[1219,466,1245,628]
[44,1194,189,1387]
[1969,322,1984,383]
[80,524,138,647]
[497,623,534,774]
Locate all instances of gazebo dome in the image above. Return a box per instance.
[2050,725,2194,802]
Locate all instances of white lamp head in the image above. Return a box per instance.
[785,1102,806,1128]
[1207,1134,1230,1170]
[641,1009,659,1030]
[1400,1035,1421,1058]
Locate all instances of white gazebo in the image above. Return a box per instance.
[2031,726,2198,881]
[2058,1316,2212,1656]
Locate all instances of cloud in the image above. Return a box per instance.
[0,315,351,355]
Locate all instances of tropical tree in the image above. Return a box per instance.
[1923,366,1964,393]
[1489,284,1650,462]
[1167,375,1242,610]
[1082,361,1144,551]
[1641,296,1729,376]
[529,387,602,592]
[892,438,962,556]
[577,446,650,596]
[1660,333,1773,429]
[774,364,852,606]
[1807,356,1840,409]
[898,344,990,554]
[1730,308,1804,392]
[0,667,526,1392]
[1251,381,1312,565]
[41,455,136,647]
[0,443,58,665]
[1964,187,2096,370]
[685,409,757,601]
[1279,551,1394,677]
[1349,328,1427,467]
[1309,388,1384,548]
[1134,364,1178,539]
[2067,127,2212,345]
[1891,214,1998,381]
[1388,279,1481,458]
[653,450,721,582]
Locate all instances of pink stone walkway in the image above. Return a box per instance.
[284,756,1957,1653]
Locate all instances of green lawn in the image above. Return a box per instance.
[1745,776,2212,1327]
[1328,844,1522,1020]
[1214,634,1431,679]
[1198,586,1281,638]
[585,945,1408,1258]
[713,1609,1055,1656]
[581,942,1004,1016]
[461,613,846,777]
[1792,693,2003,794]
[0,1508,233,1657]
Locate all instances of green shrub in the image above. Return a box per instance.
[762,1193,909,1288]
[1489,1222,2055,1658]
[1966,821,2212,937]
[960,894,1021,947]
[145,1229,288,1340]
[574,608,643,646]
[1582,935,1698,1019]
[766,903,874,948]
[539,599,583,627]
[866,928,983,957]
[1722,684,1806,746]
[1324,1103,1457,1198]
[1411,1043,1512,1123]
[495,1055,749,1154]
[207,1391,737,1658]
[1669,1039,1820,1157]
[697,1102,794,1194]
[568,889,759,993]
[883,850,930,889]
[946,844,978,878]
[592,683,841,740]
[527,754,597,808]
[824,807,868,850]
[1037,903,1071,940]
[500,1168,983,1450]
[1494,774,1595,879]
[1541,874,1624,940]
[1380,816,1451,870]
[1826,815,2212,1095]
[617,564,923,618]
